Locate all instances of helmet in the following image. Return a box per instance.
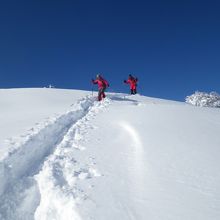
[96,74,101,78]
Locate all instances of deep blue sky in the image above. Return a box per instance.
[0,0,220,101]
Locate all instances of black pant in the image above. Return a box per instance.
[130,89,137,95]
[98,87,106,101]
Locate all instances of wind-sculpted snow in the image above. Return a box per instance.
[119,122,145,198]
[119,122,144,174]
[0,95,111,220]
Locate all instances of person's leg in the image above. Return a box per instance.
[134,88,137,94]
[130,89,133,94]
[99,88,106,101]
[102,88,106,98]
[98,89,102,101]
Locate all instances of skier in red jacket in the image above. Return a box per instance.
[92,74,109,101]
[124,74,138,94]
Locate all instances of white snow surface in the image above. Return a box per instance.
[0,88,220,220]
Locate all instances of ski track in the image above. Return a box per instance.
[0,95,111,220]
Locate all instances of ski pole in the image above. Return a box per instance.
[92,84,94,96]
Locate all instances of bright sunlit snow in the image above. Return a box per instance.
[0,88,220,220]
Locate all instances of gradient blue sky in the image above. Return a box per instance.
[0,0,220,101]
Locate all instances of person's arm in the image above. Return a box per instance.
[125,79,132,84]
[92,79,98,84]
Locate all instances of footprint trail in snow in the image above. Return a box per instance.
[0,95,111,220]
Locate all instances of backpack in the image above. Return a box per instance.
[100,78,108,88]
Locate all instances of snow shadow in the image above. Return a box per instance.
[110,96,139,104]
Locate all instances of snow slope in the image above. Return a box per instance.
[0,88,220,220]
[0,88,89,157]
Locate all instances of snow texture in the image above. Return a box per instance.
[0,88,220,220]
[186,91,220,108]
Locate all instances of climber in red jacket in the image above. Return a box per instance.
[92,74,109,101]
[124,74,138,94]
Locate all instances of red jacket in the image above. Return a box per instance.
[93,77,109,89]
[124,78,138,89]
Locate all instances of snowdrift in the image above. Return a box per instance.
[0,88,220,220]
